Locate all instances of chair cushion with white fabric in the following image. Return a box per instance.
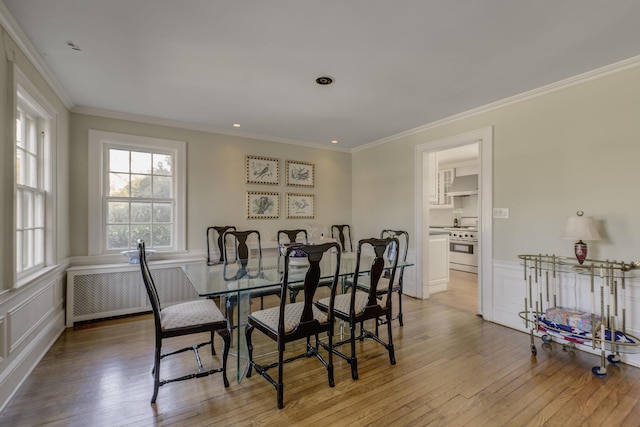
[249,303,329,334]
[161,299,226,331]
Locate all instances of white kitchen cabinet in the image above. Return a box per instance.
[423,233,450,295]
[430,168,458,208]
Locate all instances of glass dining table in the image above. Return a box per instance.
[181,251,412,382]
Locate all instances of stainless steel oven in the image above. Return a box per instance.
[445,227,478,274]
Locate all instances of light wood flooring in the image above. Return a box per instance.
[2,285,640,426]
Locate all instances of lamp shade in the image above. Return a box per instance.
[562,215,601,241]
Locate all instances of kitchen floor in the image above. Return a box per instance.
[428,269,478,314]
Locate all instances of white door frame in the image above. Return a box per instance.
[414,127,494,320]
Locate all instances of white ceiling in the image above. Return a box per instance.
[3,1,640,151]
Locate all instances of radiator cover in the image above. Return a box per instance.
[66,261,200,326]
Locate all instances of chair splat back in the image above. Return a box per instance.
[223,229,261,262]
[354,237,398,309]
[277,229,309,245]
[207,225,235,264]
[331,224,353,252]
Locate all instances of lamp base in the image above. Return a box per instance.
[574,240,587,264]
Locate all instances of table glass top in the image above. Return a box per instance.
[182,252,411,296]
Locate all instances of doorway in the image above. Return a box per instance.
[414,127,493,320]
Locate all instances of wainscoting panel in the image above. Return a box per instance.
[0,266,66,413]
[8,282,56,353]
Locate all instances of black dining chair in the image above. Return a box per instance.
[316,237,399,380]
[223,230,280,334]
[277,229,317,303]
[352,229,409,327]
[206,225,235,265]
[246,241,341,409]
[331,224,354,252]
[137,240,230,404]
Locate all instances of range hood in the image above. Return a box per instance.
[448,174,478,196]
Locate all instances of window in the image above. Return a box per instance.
[88,131,186,255]
[14,66,55,282]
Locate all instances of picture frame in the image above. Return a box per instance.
[246,155,279,185]
[285,160,314,187]
[247,191,279,219]
[286,193,315,219]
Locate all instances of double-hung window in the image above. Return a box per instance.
[14,65,56,284]
[88,131,186,255]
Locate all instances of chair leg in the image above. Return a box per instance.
[397,290,404,326]
[245,323,254,378]
[218,328,230,387]
[350,320,358,380]
[289,289,299,303]
[210,329,216,355]
[277,347,284,409]
[151,336,162,404]
[328,328,335,387]
[387,313,396,365]
[226,297,236,346]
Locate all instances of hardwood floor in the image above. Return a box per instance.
[2,292,640,426]
[429,269,478,314]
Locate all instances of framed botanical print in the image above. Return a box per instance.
[285,160,314,187]
[286,193,315,219]
[246,155,279,185]
[247,191,279,219]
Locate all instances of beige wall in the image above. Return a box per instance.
[353,64,640,263]
[70,114,352,256]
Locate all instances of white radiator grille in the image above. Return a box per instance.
[67,264,199,325]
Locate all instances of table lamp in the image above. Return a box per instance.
[562,211,601,264]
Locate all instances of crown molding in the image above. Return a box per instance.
[72,105,350,153]
[0,2,74,109]
[353,54,640,153]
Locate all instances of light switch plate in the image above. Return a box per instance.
[493,208,509,219]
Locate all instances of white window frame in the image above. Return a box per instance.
[12,64,57,286]
[88,130,186,256]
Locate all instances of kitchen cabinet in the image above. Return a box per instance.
[424,232,449,294]
[430,168,458,208]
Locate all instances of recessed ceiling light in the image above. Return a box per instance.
[232,123,241,128]
[331,140,338,144]
[315,76,334,85]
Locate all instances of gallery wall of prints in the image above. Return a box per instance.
[245,156,315,220]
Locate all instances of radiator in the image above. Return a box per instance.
[66,260,200,326]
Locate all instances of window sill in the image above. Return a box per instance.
[15,265,60,289]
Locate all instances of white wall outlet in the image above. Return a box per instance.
[493,208,509,219]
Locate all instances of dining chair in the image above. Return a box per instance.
[316,237,399,380]
[137,240,230,404]
[331,224,354,252]
[223,229,280,334]
[245,241,341,409]
[277,229,316,303]
[277,229,308,246]
[352,229,409,327]
[206,225,235,265]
